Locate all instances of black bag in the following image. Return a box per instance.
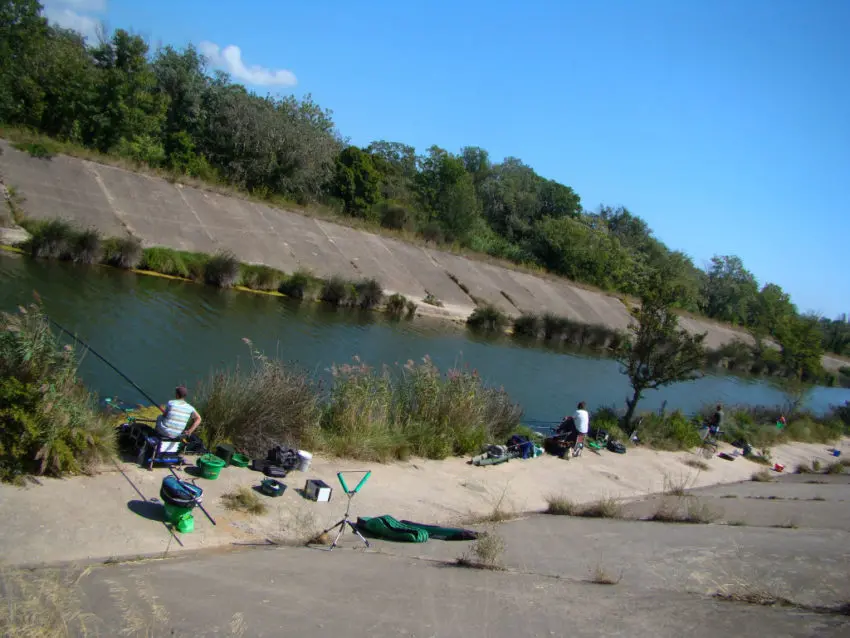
[607,440,627,454]
[263,464,288,478]
[267,446,300,471]
[251,458,268,472]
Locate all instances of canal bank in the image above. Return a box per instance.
[2,251,848,419]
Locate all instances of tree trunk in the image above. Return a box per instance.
[622,387,643,430]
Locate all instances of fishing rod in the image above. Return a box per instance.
[45,315,165,414]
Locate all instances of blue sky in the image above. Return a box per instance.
[45,0,849,317]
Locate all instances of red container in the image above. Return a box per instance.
[774,463,785,473]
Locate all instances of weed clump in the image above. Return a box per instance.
[239,264,283,291]
[279,270,316,300]
[466,305,509,333]
[354,278,383,309]
[102,235,143,269]
[204,251,241,288]
[575,497,622,519]
[221,486,268,515]
[545,495,576,516]
[320,276,356,306]
[0,304,116,482]
[751,470,773,482]
[456,528,505,570]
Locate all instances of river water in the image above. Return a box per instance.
[1,252,847,422]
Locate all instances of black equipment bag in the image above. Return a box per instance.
[607,440,627,454]
[263,464,288,478]
[267,445,300,471]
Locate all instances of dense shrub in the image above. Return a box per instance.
[279,270,317,300]
[26,218,76,259]
[102,236,143,269]
[195,341,320,457]
[203,251,240,288]
[320,276,356,306]
[70,228,103,264]
[239,264,283,291]
[385,293,415,319]
[637,411,702,451]
[512,314,540,338]
[320,356,522,461]
[0,304,116,482]
[354,278,384,309]
[467,305,509,333]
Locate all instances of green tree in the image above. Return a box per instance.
[416,146,481,242]
[749,283,797,339]
[775,314,825,381]
[88,29,168,155]
[617,272,707,427]
[700,255,759,325]
[333,145,382,217]
[0,0,49,124]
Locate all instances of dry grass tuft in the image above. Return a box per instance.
[649,498,719,524]
[826,461,846,475]
[545,494,577,516]
[751,470,773,482]
[575,497,623,519]
[589,564,622,585]
[456,528,506,571]
[663,472,696,496]
[683,458,710,471]
[221,486,268,516]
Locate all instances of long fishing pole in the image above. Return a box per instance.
[45,315,164,414]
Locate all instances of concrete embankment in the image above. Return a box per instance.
[0,139,843,370]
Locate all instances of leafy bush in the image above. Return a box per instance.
[354,278,383,309]
[512,314,540,338]
[195,341,320,457]
[203,251,240,288]
[638,411,702,451]
[279,270,317,300]
[70,228,102,264]
[320,276,356,306]
[467,305,509,333]
[26,218,76,259]
[13,141,55,159]
[102,236,143,269]
[239,264,283,291]
[0,304,116,482]
[384,293,418,319]
[376,201,413,230]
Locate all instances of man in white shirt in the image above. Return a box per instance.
[156,386,202,440]
[574,402,590,436]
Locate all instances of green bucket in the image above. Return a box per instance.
[230,453,250,468]
[163,502,193,524]
[198,454,226,480]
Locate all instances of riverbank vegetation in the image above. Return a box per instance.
[0,1,845,365]
[198,343,523,462]
[16,217,419,316]
[0,304,116,482]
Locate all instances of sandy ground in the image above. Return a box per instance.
[0,438,846,567]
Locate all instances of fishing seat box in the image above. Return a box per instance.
[305,479,332,502]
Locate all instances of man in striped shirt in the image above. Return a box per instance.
[156,386,202,440]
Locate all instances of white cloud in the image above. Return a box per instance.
[42,0,106,41]
[199,41,297,87]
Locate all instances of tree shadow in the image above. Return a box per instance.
[127,499,165,522]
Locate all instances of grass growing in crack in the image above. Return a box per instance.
[589,564,622,585]
[826,461,846,474]
[728,520,747,526]
[545,494,577,516]
[751,470,773,482]
[221,486,268,516]
[773,520,799,529]
[811,495,826,501]
[663,472,695,497]
[467,487,516,524]
[456,528,506,571]
[574,497,622,519]
[649,498,719,524]
[683,458,710,471]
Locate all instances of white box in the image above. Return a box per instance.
[305,479,332,502]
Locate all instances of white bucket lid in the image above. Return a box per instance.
[297,450,313,459]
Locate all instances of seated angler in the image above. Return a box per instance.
[156,385,202,441]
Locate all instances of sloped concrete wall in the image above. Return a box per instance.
[4,139,828,366]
